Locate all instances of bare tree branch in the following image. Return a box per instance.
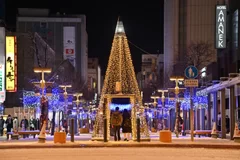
[185,41,215,70]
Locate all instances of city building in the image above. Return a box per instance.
[4,32,57,107]
[194,0,240,140]
[87,58,102,100]
[16,8,88,86]
[163,0,224,87]
[157,54,164,88]
[0,0,5,23]
[216,0,240,76]
[138,54,159,102]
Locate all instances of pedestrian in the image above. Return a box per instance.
[0,116,5,136]
[21,116,29,138]
[111,107,123,141]
[122,109,132,141]
[5,115,13,140]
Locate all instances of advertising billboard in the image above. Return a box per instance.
[0,64,5,103]
[6,36,17,92]
[63,26,76,67]
[216,5,227,49]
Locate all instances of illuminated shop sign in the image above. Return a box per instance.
[6,36,17,92]
[216,5,227,49]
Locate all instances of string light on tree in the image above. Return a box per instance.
[92,19,150,140]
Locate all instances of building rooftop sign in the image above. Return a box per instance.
[216,5,227,49]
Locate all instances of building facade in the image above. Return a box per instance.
[217,0,240,76]
[137,54,160,102]
[163,0,224,87]
[87,58,101,100]
[16,8,88,85]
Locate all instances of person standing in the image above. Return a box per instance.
[21,116,29,130]
[29,116,35,131]
[5,115,13,140]
[21,116,29,138]
[0,116,5,136]
[122,109,132,141]
[13,117,19,133]
[111,107,123,141]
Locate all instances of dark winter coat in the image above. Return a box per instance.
[21,119,29,129]
[5,118,13,132]
[122,113,132,133]
[0,119,5,129]
[111,111,123,126]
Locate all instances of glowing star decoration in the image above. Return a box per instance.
[115,21,125,34]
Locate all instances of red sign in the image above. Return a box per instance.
[65,49,74,54]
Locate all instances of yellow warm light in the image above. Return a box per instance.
[6,36,16,92]
[33,67,52,73]
[93,21,149,140]
[59,85,72,88]
[157,89,168,93]
[150,96,159,99]
[170,76,184,81]
[73,93,83,97]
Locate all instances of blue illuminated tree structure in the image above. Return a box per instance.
[23,91,40,108]
[195,90,208,109]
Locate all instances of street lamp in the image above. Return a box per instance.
[32,67,52,143]
[170,76,184,138]
[59,85,72,134]
[150,94,159,131]
[33,67,52,95]
[32,67,52,128]
[59,85,72,117]
[73,93,83,135]
[150,95,159,107]
[157,89,168,130]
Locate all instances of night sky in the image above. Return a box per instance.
[5,0,164,74]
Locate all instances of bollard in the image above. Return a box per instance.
[70,118,74,142]
[137,118,140,142]
[103,99,108,142]
[104,117,107,142]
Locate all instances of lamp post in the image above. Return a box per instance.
[150,95,159,131]
[170,76,184,138]
[59,85,72,118]
[32,67,52,129]
[59,85,72,134]
[158,89,168,130]
[73,93,83,135]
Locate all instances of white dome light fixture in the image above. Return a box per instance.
[115,21,125,34]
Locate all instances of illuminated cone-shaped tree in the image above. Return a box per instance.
[92,19,150,140]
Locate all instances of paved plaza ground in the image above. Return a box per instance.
[0,148,240,160]
[0,133,240,149]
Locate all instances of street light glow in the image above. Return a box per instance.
[150,95,159,99]
[170,76,184,81]
[33,67,52,73]
[59,85,72,88]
